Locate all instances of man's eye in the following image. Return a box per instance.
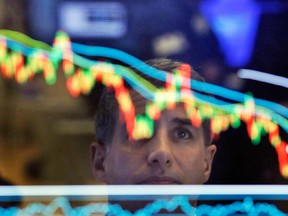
[173,128,192,140]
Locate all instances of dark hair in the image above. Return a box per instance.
[94,58,213,147]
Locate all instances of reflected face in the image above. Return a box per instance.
[92,90,216,185]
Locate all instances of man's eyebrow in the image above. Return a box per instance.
[171,117,193,126]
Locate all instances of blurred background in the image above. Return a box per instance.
[0,0,287,189]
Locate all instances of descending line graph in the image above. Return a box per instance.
[0,30,287,178]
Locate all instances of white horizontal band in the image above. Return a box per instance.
[0,185,288,197]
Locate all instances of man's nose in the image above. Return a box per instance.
[147,133,173,168]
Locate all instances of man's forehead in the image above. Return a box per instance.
[129,89,148,114]
[129,89,190,119]
[115,89,204,136]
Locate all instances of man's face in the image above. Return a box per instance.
[92,90,216,185]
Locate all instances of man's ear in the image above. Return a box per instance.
[203,144,217,182]
[91,141,107,182]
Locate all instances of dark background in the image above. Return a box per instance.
[0,0,287,187]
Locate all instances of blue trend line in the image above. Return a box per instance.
[71,43,288,119]
[1,196,287,216]
[2,36,288,126]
